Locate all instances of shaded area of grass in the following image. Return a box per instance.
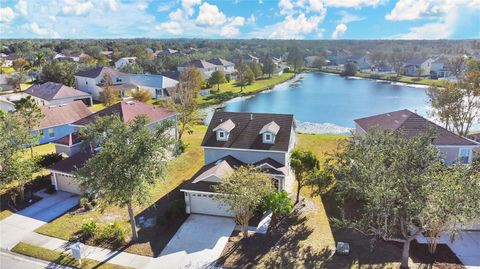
[198,73,296,107]
[35,125,208,256]
[11,242,132,269]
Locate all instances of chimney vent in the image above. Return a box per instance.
[250,114,253,121]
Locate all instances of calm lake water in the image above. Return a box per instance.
[223,72,431,130]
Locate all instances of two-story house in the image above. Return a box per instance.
[48,100,178,194]
[403,57,435,76]
[354,109,480,165]
[180,111,296,217]
[114,57,137,69]
[25,82,92,106]
[74,67,178,101]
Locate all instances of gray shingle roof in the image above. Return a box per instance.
[25,82,90,101]
[202,111,294,151]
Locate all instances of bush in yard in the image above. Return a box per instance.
[97,221,127,244]
[260,191,293,226]
[176,139,189,154]
[35,153,63,168]
[81,220,98,239]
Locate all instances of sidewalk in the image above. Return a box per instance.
[22,232,152,269]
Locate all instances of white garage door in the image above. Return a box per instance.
[189,193,233,217]
[54,174,83,195]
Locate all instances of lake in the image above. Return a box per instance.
[222,72,432,133]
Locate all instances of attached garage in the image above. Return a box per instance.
[184,192,233,217]
[52,172,83,195]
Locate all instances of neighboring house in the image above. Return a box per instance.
[34,101,92,145]
[0,53,15,67]
[47,100,178,194]
[114,57,137,69]
[346,55,372,71]
[241,54,260,64]
[354,109,480,165]
[54,53,89,62]
[99,50,113,59]
[207,58,236,75]
[403,57,434,76]
[430,57,453,79]
[0,98,15,112]
[0,74,14,92]
[74,67,178,100]
[177,59,221,79]
[304,56,318,67]
[25,82,93,106]
[180,111,296,217]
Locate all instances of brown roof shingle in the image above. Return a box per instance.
[38,101,92,129]
[73,101,176,126]
[354,109,479,146]
[202,111,294,152]
[25,82,90,101]
[47,151,91,174]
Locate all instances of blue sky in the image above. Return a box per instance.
[0,0,479,39]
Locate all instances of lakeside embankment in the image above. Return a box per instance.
[314,68,444,87]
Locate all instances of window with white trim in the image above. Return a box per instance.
[48,128,55,138]
[459,148,470,164]
[217,130,228,141]
[263,132,275,144]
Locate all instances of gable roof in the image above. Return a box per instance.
[180,59,218,69]
[38,101,92,129]
[48,151,91,174]
[73,100,176,126]
[354,109,479,146]
[53,132,83,146]
[405,57,431,66]
[213,119,235,132]
[75,67,124,79]
[207,58,234,67]
[259,121,280,135]
[202,111,294,152]
[25,82,90,101]
[191,155,243,183]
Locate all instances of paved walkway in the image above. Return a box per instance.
[10,215,235,269]
[0,190,79,250]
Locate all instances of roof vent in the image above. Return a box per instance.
[48,105,57,108]
[250,114,253,120]
[386,113,391,117]
[126,100,135,105]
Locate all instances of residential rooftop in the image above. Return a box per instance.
[38,101,92,129]
[25,82,90,101]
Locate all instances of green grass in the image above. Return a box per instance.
[319,68,443,87]
[198,73,295,107]
[0,67,15,74]
[11,242,132,269]
[90,103,108,112]
[35,125,208,254]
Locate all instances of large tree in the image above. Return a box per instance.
[287,47,303,73]
[428,71,480,136]
[169,82,198,141]
[208,70,226,91]
[76,115,174,241]
[214,166,273,237]
[262,57,275,78]
[40,60,78,86]
[290,149,319,204]
[179,66,204,96]
[330,130,480,268]
[15,96,43,157]
[446,56,466,79]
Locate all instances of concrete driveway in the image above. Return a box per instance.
[0,190,79,249]
[146,214,236,269]
[447,231,480,268]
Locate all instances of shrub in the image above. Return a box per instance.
[164,199,186,220]
[79,196,89,209]
[260,191,293,225]
[81,220,97,238]
[176,140,188,154]
[97,221,127,244]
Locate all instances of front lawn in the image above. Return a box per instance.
[35,125,208,256]
[198,73,296,107]
[12,242,132,269]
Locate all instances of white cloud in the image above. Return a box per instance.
[331,23,347,39]
[182,0,202,16]
[157,1,176,12]
[169,9,185,21]
[136,2,148,11]
[269,13,324,39]
[156,21,183,35]
[0,7,16,23]
[49,15,57,22]
[386,0,480,21]
[279,0,294,14]
[325,0,383,8]
[195,2,226,27]
[220,16,245,37]
[30,22,61,38]
[307,0,326,13]
[337,11,364,24]
[15,0,28,16]
[393,9,457,39]
[62,0,94,16]
[107,0,118,11]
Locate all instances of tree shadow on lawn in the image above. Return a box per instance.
[132,186,188,257]
[217,211,330,269]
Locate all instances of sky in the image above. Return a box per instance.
[0,0,479,40]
